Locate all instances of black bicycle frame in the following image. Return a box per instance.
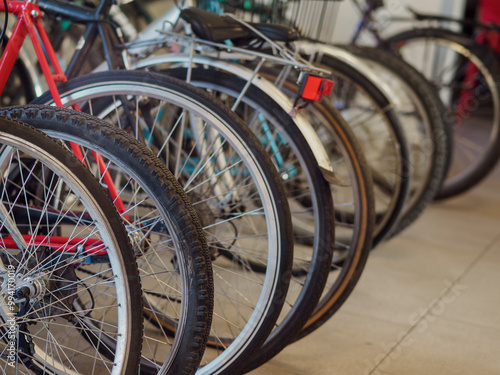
[39,0,123,78]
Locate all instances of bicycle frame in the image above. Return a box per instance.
[351,0,500,49]
[350,0,499,122]
[0,0,128,254]
[0,1,65,102]
[350,0,383,45]
[35,0,125,78]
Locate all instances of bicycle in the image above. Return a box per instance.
[35,2,393,366]
[351,0,500,199]
[192,0,452,237]
[2,104,218,374]
[109,4,376,366]
[1,0,296,373]
[0,1,222,373]
[20,1,371,370]
[139,3,415,245]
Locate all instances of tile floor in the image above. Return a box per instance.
[250,164,500,375]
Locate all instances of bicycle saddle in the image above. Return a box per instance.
[180,8,299,45]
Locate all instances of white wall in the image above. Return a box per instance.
[301,0,467,44]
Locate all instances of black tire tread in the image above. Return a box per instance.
[0,110,143,375]
[1,105,213,375]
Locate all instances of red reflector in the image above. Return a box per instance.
[319,79,334,97]
[300,76,334,101]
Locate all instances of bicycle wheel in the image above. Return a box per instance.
[292,97,374,342]
[301,49,411,246]
[0,112,142,374]
[161,67,336,369]
[1,105,214,375]
[386,28,500,199]
[343,45,452,234]
[32,70,294,375]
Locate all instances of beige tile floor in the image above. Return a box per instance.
[250,164,500,375]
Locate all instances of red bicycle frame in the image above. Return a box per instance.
[1,0,130,252]
[0,2,66,104]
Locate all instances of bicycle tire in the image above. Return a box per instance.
[0,112,142,374]
[1,105,215,375]
[343,45,453,235]
[292,98,374,342]
[161,67,336,370]
[32,70,294,375]
[386,27,500,199]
